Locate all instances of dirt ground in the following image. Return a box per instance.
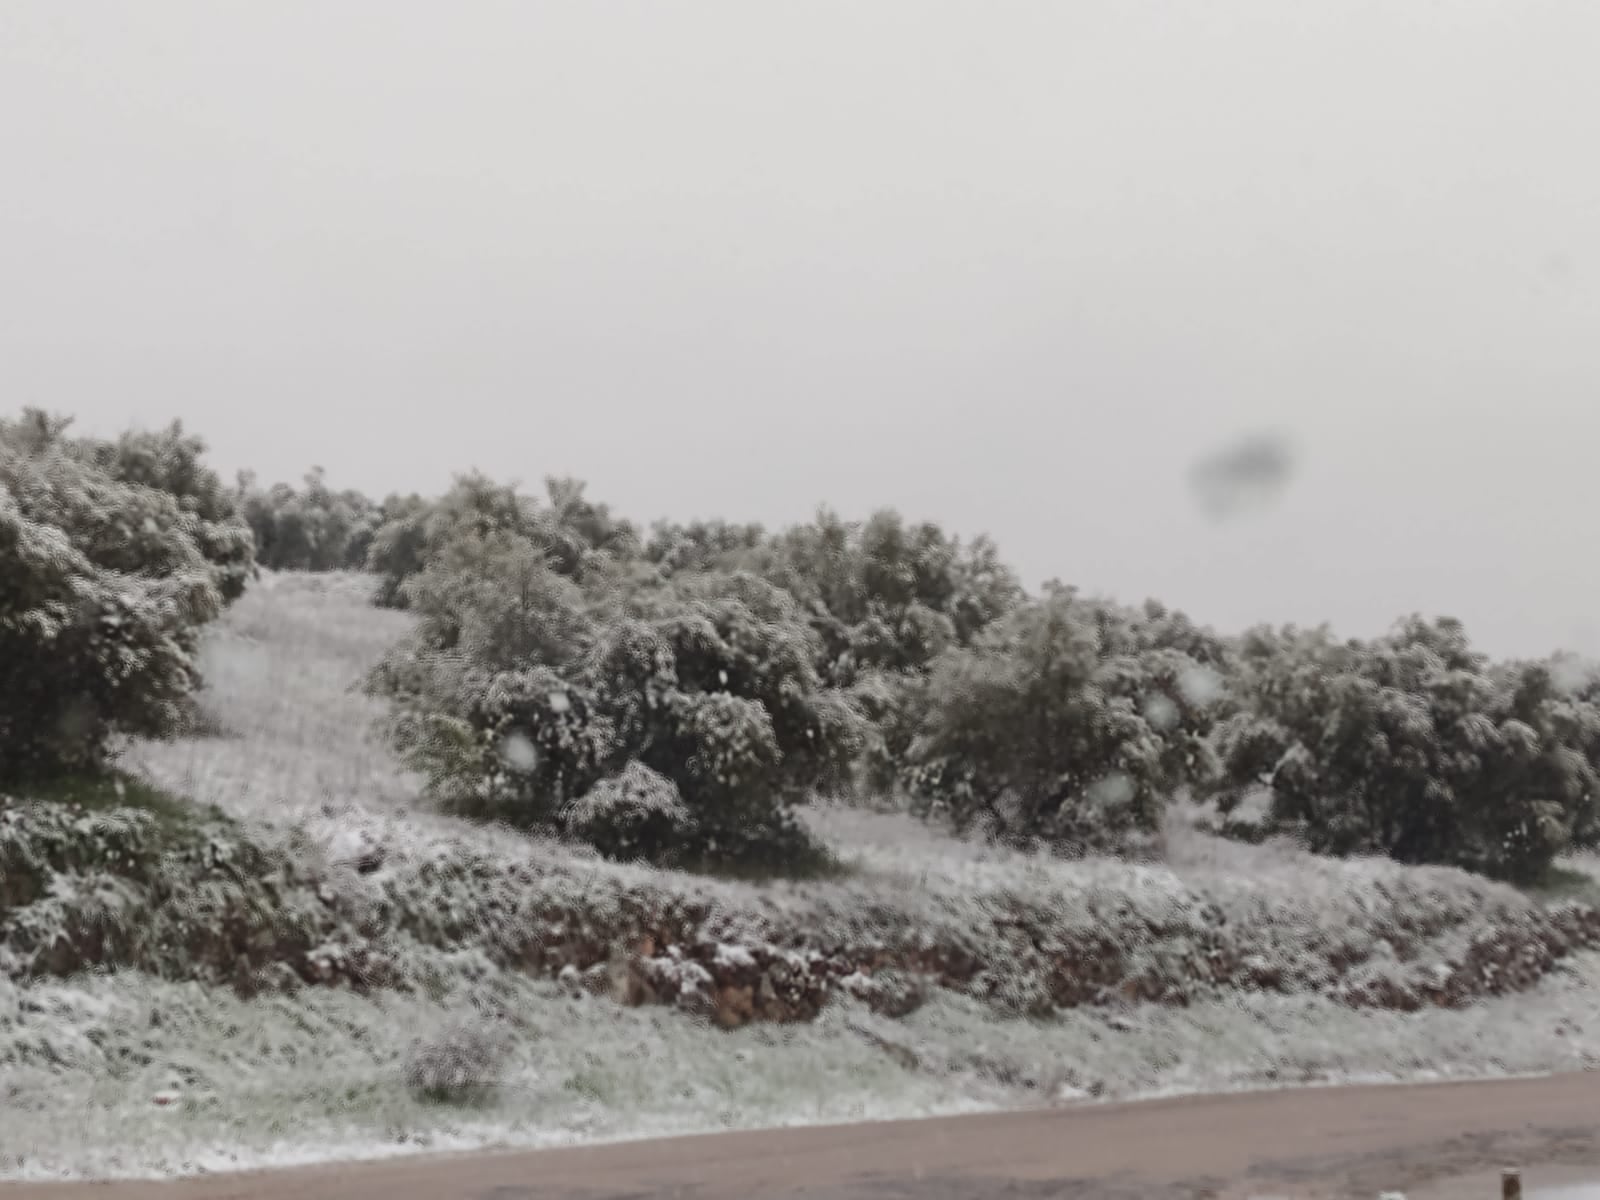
[4,1071,1599,1199]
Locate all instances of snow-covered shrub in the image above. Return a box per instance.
[365,493,433,607]
[367,472,639,609]
[397,529,595,673]
[905,587,1226,853]
[2,415,216,584]
[0,420,225,781]
[643,517,768,576]
[0,793,367,993]
[71,416,257,602]
[374,546,862,868]
[370,527,616,828]
[561,761,695,862]
[403,1017,509,1105]
[635,572,865,798]
[454,668,615,824]
[584,574,864,867]
[235,466,385,574]
[1212,616,1600,883]
[763,509,1021,683]
[754,510,1022,788]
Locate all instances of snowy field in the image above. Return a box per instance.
[5,571,1600,1182]
[5,950,1600,1182]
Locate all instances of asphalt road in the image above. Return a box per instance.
[6,1071,1600,1199]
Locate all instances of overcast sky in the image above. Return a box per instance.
[3,3,1597,658]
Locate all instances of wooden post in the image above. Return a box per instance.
[1502,1167,1522,1199]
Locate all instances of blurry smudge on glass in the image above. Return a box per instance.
[1189,434,1295,520]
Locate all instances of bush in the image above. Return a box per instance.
[561,761,695,862]
[539,475,642,579]
[755,508,1022,790]
[378,495,1019,830]
[63,414,255,602]
[0,418,223,782]
[905,588,1225,854]
[641,572,864,795]
[398,531,596,674]
[358,458,1600,884]
[660,689,783,803]
[764,508,1022,687]
[644,518,768,576]
[1212,616,1600,883]
[372,531,613,825]
[368,473,640,609]
[236,467,383,574]
[3,415,221,578]
[365,493,433,606]
[374,544,863,868]
[849,669,931,795]
[403,1018,509,1105]
[463,668,616,821]
[586,573,864,863]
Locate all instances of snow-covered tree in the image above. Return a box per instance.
[1211,616,1600,882]
[905,587,1226,854]
[0,416,224,781]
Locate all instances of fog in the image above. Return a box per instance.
[4,2,1598,658]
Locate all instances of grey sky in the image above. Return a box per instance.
[4,3,1598,659]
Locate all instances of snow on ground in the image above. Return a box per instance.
[4,951,1599,1181]
[5,570,1599,1182]
[124,571,423,833]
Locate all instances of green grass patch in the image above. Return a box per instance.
[5,769,231,842]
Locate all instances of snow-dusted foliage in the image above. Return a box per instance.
[362,492,433,607]
[14,409,1600,1181]
[0,791,385,993]
[371,523,865,867]
[620,571,866,801]
[364,478,1034,849]
[643,516,768,576]
[904,586,1228,855]
[1212,617,1600,882]
[0,414,232,780]
[103,576,1600,1034]
[359,462,867,869]
[561,762,695,862]
[68,417,257,604]
[643,508,1023,791]
[366,471,640,609]
[357,460,1600,883]
[235,466,390,574]
[759,508,1023,678]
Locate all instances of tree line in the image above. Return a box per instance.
[4,409,1596,883]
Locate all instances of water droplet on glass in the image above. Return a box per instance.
[1086,772,1136,808]
[1143,694,1180,731]
[1177,665,1225,708]
[500,732,538,771]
